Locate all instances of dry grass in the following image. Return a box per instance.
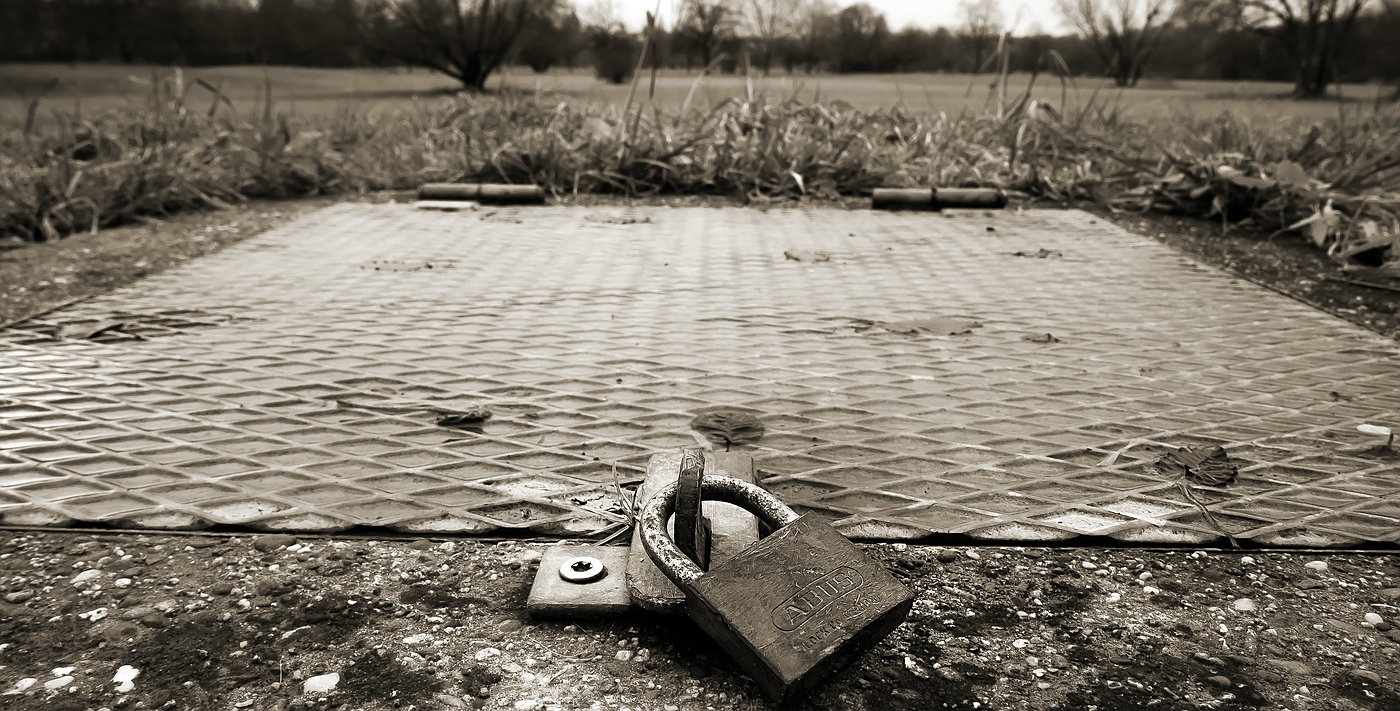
[2,66,1398,266]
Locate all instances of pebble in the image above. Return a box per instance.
[634,648,651,663]
[436,693,467,708]
[514,700,539,711]
[72,569,102,585]
[302,672,340,695]
[140,612,168,628]
[1081,562,1097,570]
[1350,669,1382,684]
[4,590,34,604]
[1105,593,1121,604]
[616,650,634,662]
[965,550,981,560]
[113,665,139,693]
[408,539,435,550]
[1233,599,1257,612]
[43,676,74,691]
[475,648,502,662]
[253,534,298,553]
[936,550,959,564]
[1364,612,1385,625]
[1206,676,1232,688]
[1304,561,1328,573]
[8,678,37,694]
[936,667,964,682]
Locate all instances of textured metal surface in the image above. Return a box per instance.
[1,204,1399,546]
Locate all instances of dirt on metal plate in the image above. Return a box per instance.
[2,202,1399,546]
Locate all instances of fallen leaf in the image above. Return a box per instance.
[855,317,981,336]
[1155,446,1238,487]
[437,410,493,429]
[1271,160,1321,190]
[784,250,830,262]
[56,320,132,340]
[689,407,765,448]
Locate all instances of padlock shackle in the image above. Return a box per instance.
[639,474,800,588]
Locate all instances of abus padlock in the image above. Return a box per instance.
[640,474,914,704]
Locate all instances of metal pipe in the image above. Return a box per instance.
[872,187,1008,211]
[418,183,546,204]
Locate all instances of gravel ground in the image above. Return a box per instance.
[2,532,1398,711]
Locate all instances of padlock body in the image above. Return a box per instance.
[685,513,913,704]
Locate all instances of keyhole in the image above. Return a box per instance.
[571,560,593,572]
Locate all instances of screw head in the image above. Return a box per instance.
[558,556,606,584]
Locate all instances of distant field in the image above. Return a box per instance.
[1,62,1395,128]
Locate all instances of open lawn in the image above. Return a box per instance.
[1,63,1395,126]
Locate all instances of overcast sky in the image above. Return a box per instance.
[600,0,1071,34]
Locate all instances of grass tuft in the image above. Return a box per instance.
[3,72,1398,267]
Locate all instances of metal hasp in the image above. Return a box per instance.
[673,448,712,571]
[627,450,762,614]
[639,474,914,705]
[871,187,1008,210]
[526,546,630,619]
[417,183,546,204]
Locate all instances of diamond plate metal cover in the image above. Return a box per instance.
[2,204,1398,546]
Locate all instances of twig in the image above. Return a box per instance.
[1326,276,1400,293]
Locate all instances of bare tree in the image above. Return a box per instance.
[743,0,802,74]
[581,0,623,29]
[1230,0,1371,97]
[363,0,557,91]
[1058,0,1177,86]
[679,0,737,68]
[961,0,1004,73]
[793,0,836,73]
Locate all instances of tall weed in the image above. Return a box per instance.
[2,68,1397,266]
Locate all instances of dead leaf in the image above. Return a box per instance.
[689,407,765,448]
[854,317,981,336]
[1217,166,1274,190]
[437,410,493,429]
[56,320,133,340]
[1155,446,1238,487]
[784,250,830,262]
[1271,160,1320,190]
[1287,200,1340,248]
[1023,333,1061,343]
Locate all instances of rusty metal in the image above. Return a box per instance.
[639,473,912,704]
[0,205,1397,546]
[872,187,1008,210]
[418,183,545,204]
[674,448,711,570]
[640,476,800,588]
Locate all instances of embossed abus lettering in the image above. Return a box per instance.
[771,566,865,631]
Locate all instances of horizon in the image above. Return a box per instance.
[601,0,1071,35]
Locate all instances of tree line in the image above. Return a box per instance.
[2,0,1398,98]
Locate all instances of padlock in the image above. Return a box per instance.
[640,474,914,704]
